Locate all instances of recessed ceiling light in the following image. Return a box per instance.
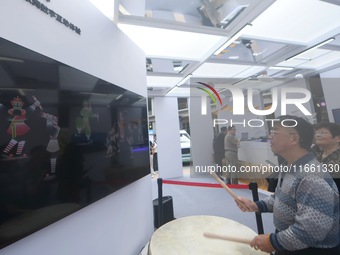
[285,37,335,61]
[269,66,294,70]
[228,56,239,60]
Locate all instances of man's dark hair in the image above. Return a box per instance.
[221,127,227,132]
[277,115,314,150]
[315,122,340,138]
[227,125,235,131]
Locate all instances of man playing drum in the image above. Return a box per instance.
[237,115,339,255]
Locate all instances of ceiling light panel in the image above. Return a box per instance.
[147,75,182,87]
[193,63,265,78]
[118,24,225,61]
[292,48,330,60]
[277,58,310,67]
[296,51,340,69]
[280,48,340,69]
[269,66,294,70]
[243,0,340,44]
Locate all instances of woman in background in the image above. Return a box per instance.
[314,122,340,194]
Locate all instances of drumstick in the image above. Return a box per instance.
[210,171,241,201]
[203,232,252,245]
[209,171,251,210]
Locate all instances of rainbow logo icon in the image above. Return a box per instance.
[196,82,222,115]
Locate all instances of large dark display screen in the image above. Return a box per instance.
[0,37,150,248]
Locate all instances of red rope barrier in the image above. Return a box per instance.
[162,179,249,189]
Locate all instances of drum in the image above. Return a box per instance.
[148,215,269,255]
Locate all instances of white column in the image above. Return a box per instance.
[153,97,183,178]
[188,97,214,176]
[320,67,340,122]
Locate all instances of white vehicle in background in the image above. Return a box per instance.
[180,130,191,164]
[149,130,191,163]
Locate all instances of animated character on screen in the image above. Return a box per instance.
[41,112,60,173]
[76,100,99,141]
[116,110,133,165]
[106,123,119,156]
[2,96,61,172]
[3,96,42,157]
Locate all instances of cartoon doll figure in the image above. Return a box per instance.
[2,96,61,175]
[3,96,41,157]
[41,112,60,173]
[106,123,119,155]
[76,100,99,141]
[116,110,133,165]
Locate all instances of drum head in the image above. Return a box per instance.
[149,215,269,255]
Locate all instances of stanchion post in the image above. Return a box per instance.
[157,178,164,228]
[249,182,264,234]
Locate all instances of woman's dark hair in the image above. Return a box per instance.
[315,122,340,138]
[277,115,314,150]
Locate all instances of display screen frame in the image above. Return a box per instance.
[0,37,150,248]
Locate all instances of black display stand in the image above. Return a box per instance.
[153,178,175,228]
[153,196,174,228]
[249,182,264,234]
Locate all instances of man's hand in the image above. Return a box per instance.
[250,234,276,253]
[235,197,259,212]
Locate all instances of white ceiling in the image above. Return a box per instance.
[91,0,340,98]
[117,24,226,61]
[243,0,340,44]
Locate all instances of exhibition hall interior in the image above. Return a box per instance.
[113,0,340,176]
[0,0,340,255]
[115,0,340,96]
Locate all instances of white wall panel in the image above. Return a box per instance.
[0,1,152,255]
[320,67,340,122]
[153,97,183,178]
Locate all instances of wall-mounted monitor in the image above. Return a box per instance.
[0,37,150,248]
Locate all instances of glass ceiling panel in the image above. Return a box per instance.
[119,0,273,31]
[144,0,249,29]
[146,58,196,74]
[211,38,287,63]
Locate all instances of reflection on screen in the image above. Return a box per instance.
[0,37,150,248]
